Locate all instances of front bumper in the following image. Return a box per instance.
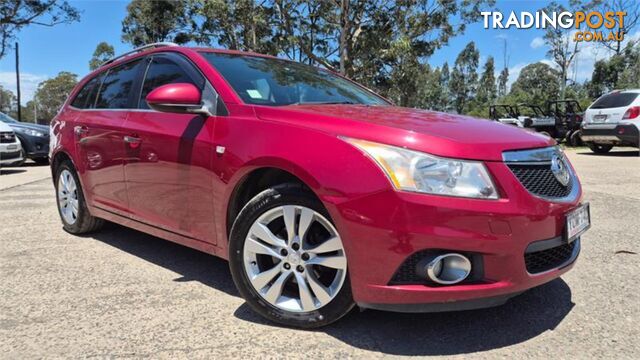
[15,133,50,159]
[580,124,639,147]
[0,140,24,166]
[326,160,584,310]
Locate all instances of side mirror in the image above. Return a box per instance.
[146,83,212,116]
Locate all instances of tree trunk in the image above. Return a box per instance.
[339,0,349,75]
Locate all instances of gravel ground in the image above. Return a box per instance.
[1,148,639,359]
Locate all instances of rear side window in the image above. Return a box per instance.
[95,59,143,109]
[71,75,103,109]
[138,56,204,109]
[591,92,639,109]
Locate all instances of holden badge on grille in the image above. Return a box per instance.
[551,153,570,186]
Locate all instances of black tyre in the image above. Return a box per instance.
[54,161,104,234]
[587,143,613,154]
[34,157,50,165]
[568,131,583,147]
[229,183,354,328]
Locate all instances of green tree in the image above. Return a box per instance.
[449,42,479,114]
[0,0,80,58]
[509,62,560,105]
[497,67,509,98]
[89,42,115,70]
[439,62,451,111]
[121,0,191,46]
[595,0,639,55]
[476,57,497,105]
[192,0,277,55]
[588,41,640,97]
[543,0,593,99]
[32,71,77,124]
[0,85,16,114]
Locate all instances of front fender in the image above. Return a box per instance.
[212,115,393,255]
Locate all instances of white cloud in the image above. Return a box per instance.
[0,72,49,105]
[507,62,528,88]
[530,37,545,49]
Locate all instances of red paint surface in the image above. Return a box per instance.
[51,47,582,306]
[146,83,202,105]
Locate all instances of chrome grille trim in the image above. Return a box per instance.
[503,146,580,203]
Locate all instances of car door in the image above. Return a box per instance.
[74,59,145,214]
[123,53,219,243]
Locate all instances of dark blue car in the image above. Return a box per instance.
[0,112,49,164]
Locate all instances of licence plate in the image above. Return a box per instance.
[6,144,17,150]
[565,203,590,242]
[593,115,607,123]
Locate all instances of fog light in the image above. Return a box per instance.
[426,253,472,285]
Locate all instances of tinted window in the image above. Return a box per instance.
[138,56,204,109]
[95,60,143,109]
[591,92,639,109]
[71,74,103,109]
[200,52,388,106]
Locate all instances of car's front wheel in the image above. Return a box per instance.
[229,184,354,328]
[54,161,104,234]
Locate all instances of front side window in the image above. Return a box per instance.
[95,59,143,109]
[200,52,388,107]
[138,56,204,109]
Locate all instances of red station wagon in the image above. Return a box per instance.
[50,43,590,328]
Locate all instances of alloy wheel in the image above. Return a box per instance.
[243,205,347,313]
[57,169,79,225]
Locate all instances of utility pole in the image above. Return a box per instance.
[15,42,22,122]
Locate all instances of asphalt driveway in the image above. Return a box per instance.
[1,148,639,358]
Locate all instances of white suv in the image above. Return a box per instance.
[0,120,24,167]
[581,89,640,153]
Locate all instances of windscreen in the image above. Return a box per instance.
[590,92,639,109]
[200,52,388,107]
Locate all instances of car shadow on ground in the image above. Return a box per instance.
[87,222,574,356]
[86,222,239,297]
[0,169,27,175]
[234,278,574,355]
[577,150,639,157]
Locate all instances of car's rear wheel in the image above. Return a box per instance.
[229,183,354,328]
[55,161,104,234]
[587,143,613,154]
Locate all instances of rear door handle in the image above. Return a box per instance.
[74,126,88,136]
[123,135,141,143]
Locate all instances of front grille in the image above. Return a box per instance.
[0,150,21,160]
[525,241,577,274]
[508,164,572,198]
[0,132,15,143]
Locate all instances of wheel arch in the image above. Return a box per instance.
[225,164,321,239]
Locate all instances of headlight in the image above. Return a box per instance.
[18,129,46,137]
[342,138,498,199]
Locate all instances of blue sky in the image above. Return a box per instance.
[0,0,633,104]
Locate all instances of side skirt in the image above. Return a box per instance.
[91,205,225,259]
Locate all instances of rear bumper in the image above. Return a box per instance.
[581,124,639,147]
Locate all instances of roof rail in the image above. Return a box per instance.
[101,42,179,67]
